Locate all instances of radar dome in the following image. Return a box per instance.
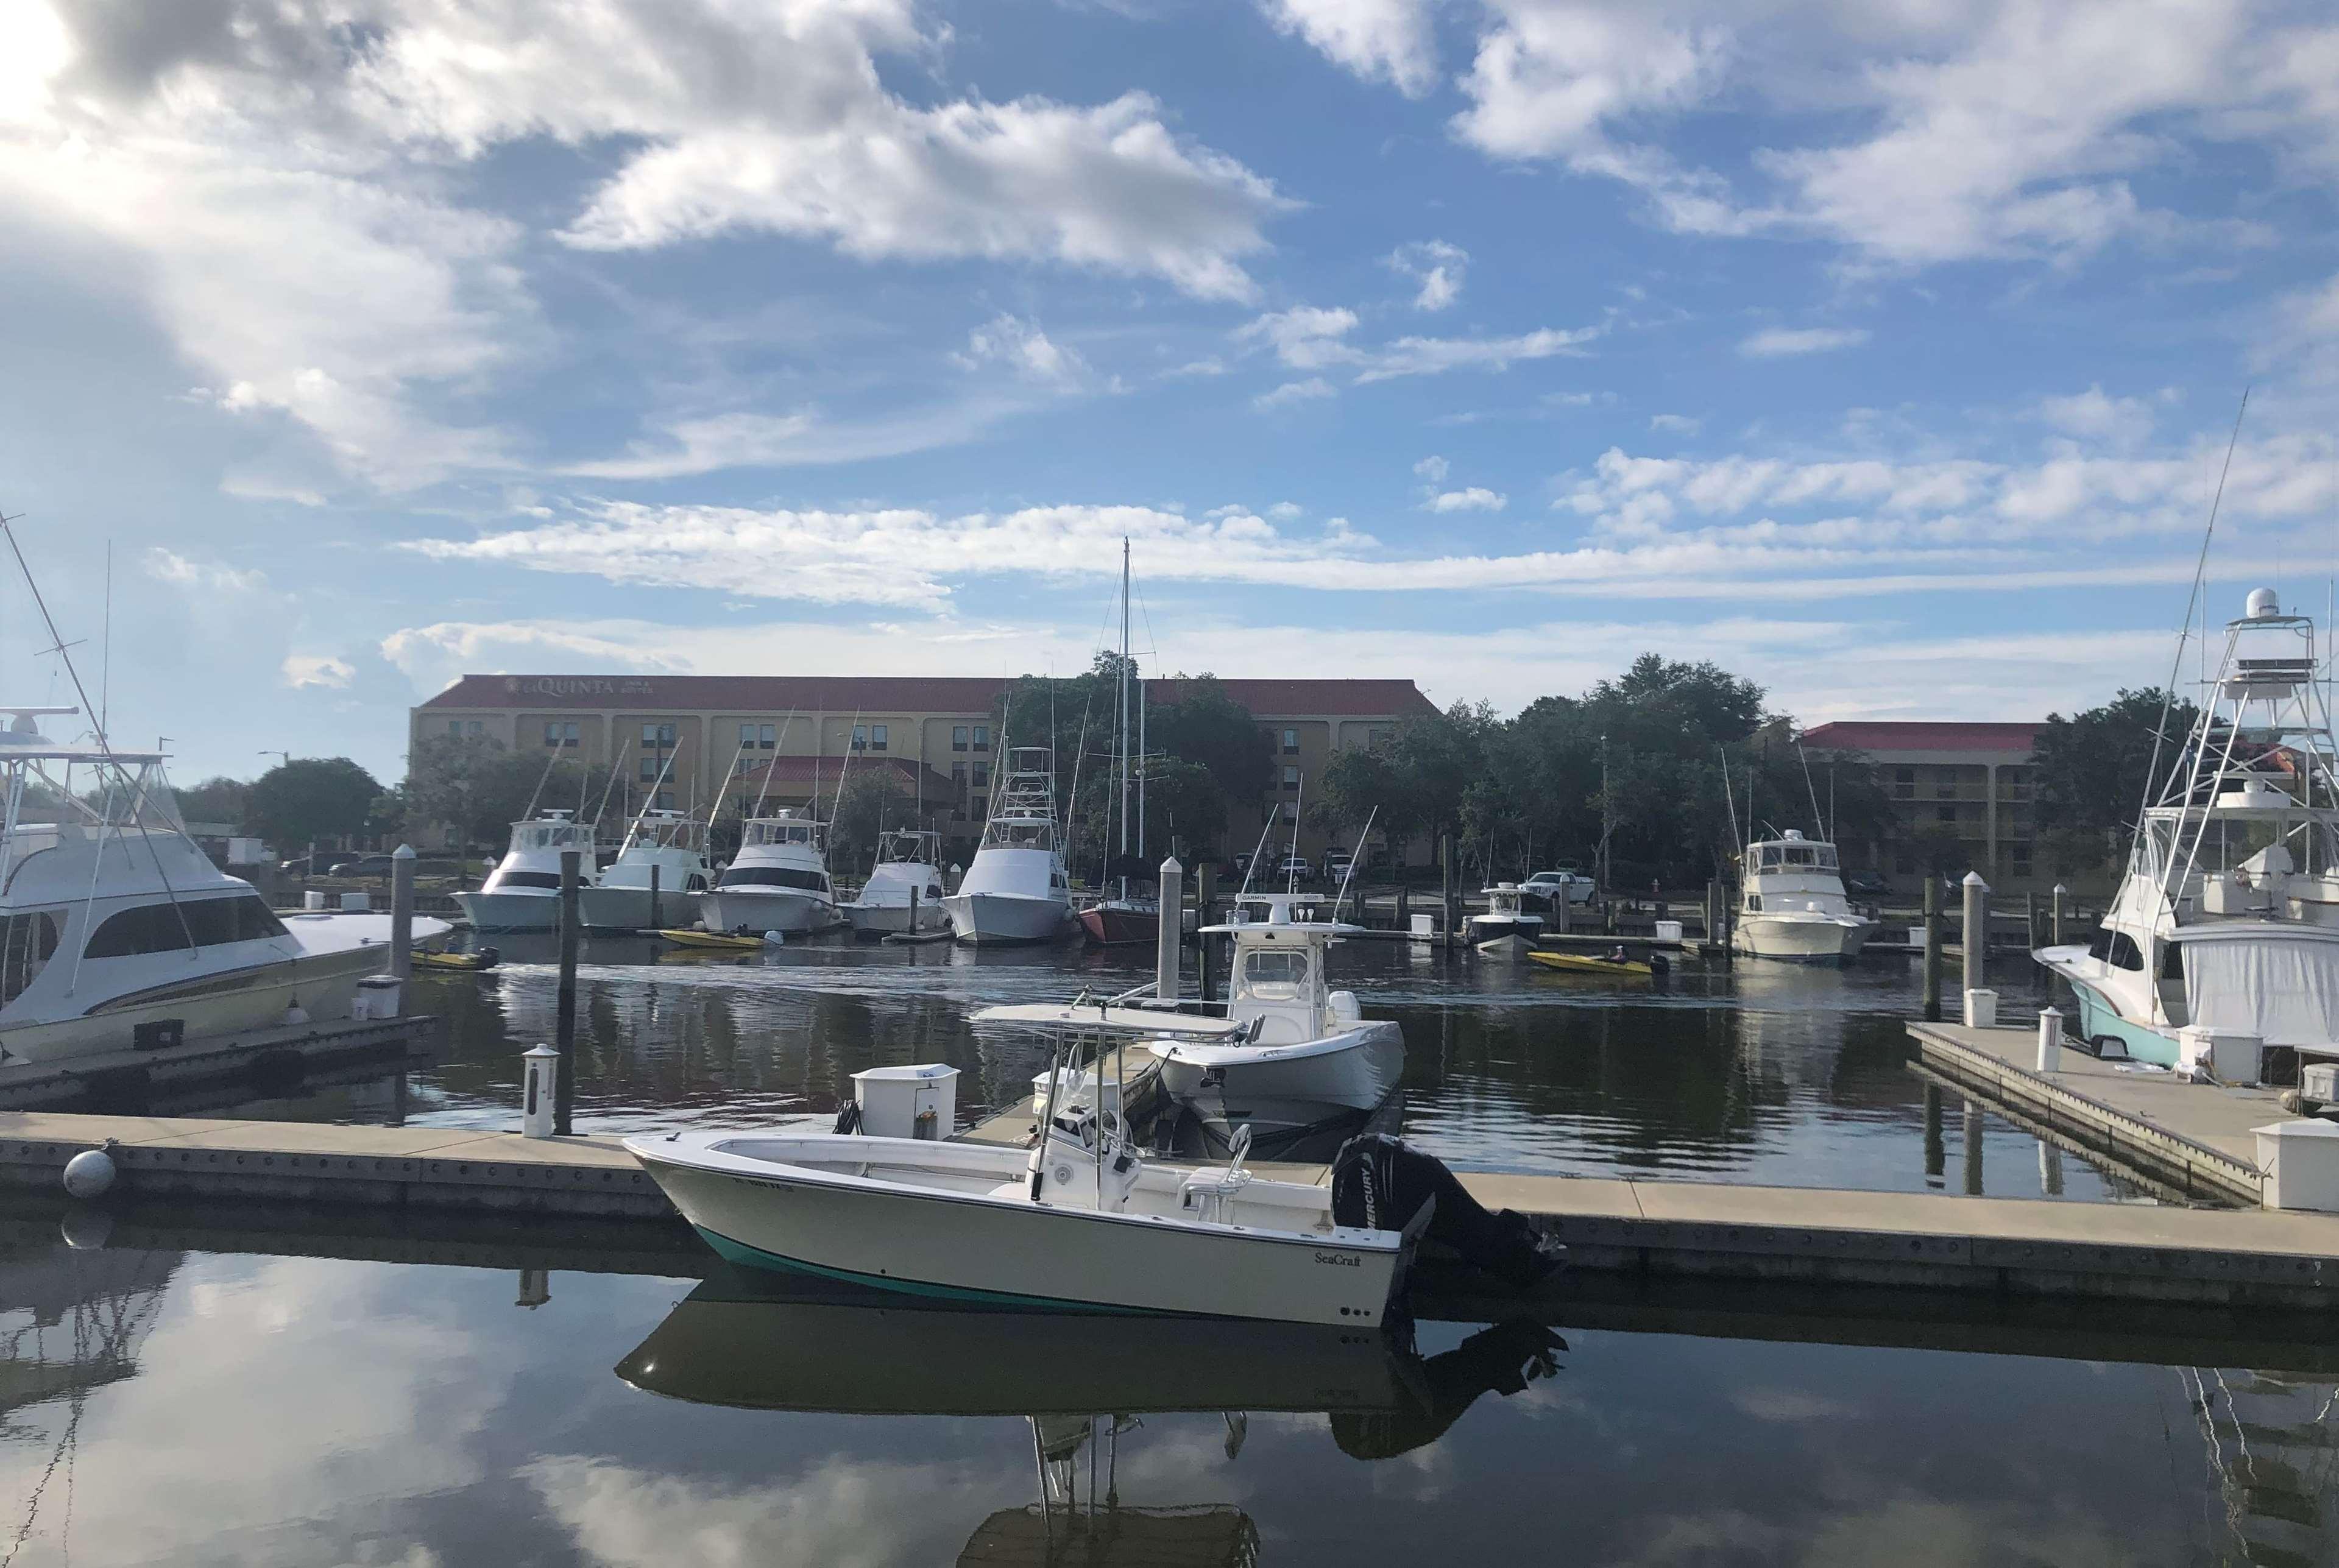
[2247,587,2281,619]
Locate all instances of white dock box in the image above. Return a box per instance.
[1408,913,1437,940]
[1031,1064,1126,1123]
[1654,919,1684,942]
[2254,1119,2339,1211]
[2178,1026,2262,1085]
[853,1064,960,1140]
[352,975,403,1020]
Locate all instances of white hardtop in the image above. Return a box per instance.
[504,811,593,854]
[1744,829,1841,874]
[615,809,706,854]
[740,809,825,850]
[1479,881,1530,913]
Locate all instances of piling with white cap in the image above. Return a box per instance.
[1157,853,1184,1001]
[2036,1007,2063,1072]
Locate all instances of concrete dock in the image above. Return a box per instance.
[1909,1019,2278,1205]
[12,1089,2339,1305]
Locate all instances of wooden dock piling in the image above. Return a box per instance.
[556,847,580,1136]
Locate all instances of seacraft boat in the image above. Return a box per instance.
[1527,948,1663,979]
[943,746,1074,944]
[452,810,597,934]
[1467,882,1543,957]
[698,810,839,936]
[625,1097,1425,1326]
[1148,895,1407,1155]
[1731,830,1874,961]
[0,708,447,1068]
[842,830,949,938]
[579,808,710,932]
[2036,590,2339,1070]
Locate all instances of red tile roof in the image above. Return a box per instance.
[420,673,1438,719]
[1798,721,2043,755]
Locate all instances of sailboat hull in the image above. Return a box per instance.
[1078,902,1159,946]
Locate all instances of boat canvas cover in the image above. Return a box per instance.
[2182,936,2339,1047]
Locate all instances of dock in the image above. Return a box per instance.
[1909,1019,2274,1206]
[0,1012,444,1112]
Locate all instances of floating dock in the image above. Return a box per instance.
[1908,1019,2274,1206]
[12,1079,2338,1305]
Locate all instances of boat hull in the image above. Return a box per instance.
[452,889,568,933]
[1527,950,1652,978]
[1733,914,1869,961]
[1078,903,1159,947]
[2033,952,2181,1065]
[577,885,703,933]
[844,900,948,938]
[0,942,386,1067]
[628,1139,1406,1326]
[1465,916,1541,944]
[699,888,835,936]
[1153,1022,1406,1154]
[943,891,1070,945]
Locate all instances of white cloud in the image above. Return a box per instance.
[565,399,1033,481]
[1261,0,1442,97]
[1239,306,1599,384]
[1267,500,1306,520]
[1649,412,1701,434]
[1414,454,1451,482]
[1237,306,1363,369]
[954,314,1090,388]
[143,548,267,595]
[1,1,1290,491]
[1431,2,2334,267]
[1739,326,1869,357]
[1387,239,1470,311]
[1428,486,1508,512]
[1254,377,1338,409]
[2039,384,2156,446]
[281,654,356,689]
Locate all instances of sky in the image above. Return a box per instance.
[4,0,2339,785]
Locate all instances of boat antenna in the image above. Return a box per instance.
[100,539,111,741]
[1332,804,1378,920]
[1796,741,1825,838]
[751,709,796,819]
[1286,771,1305,895]
[832,709,860,818]
[589,738,629,829]
[707,738,748,835]
[2135,387,2248,838]
[518,745,562,821]
[1718,743,1742,869]
[1234,803,1276,903]
[617,752,674,854]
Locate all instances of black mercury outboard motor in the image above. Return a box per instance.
[1330,1134,1563,1290]
[1332,1319,1567,1460]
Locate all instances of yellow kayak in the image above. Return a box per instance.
[414,947,498,972]
[1528,949,1657,978]
[656,928,771,951]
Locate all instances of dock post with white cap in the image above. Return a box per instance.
[555,848,581,1135]
[521,1045,559,1139]
[1961,871,1995,1026]
[648,862,661,932]
[2051,883,2068,947]
[1921,875,1942,1022]
[1157,854,1184,1002]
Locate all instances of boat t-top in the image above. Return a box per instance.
[579,808,710,932]
[943,746,1073,945]
[843,829,949,938]
[699,809,839,936]
[1732,830,1873,961]
[0,708,442,1067]
[2037,589,2339,1067]
[1467,882,1544,953]
[453,810,598,933]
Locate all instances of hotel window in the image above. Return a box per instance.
[1892,766,1914,799]
[971,795,987,819]
[952,725,969,752]
[1368,728,1393,749]
[973,763,990,789]
[1283,765,1300,791]
[869,722,888,750]
[468,721,484,737]
[543,721,579,749]
[654,789,675,811]
[853,723,890,752]
[853,724,868,752]
[1280,801,1297,821]
[639,754,663,782]
[1282,728,1300,755]
[738,722,776,750]
[972,724,990,751]
[642,721,676,748]
[1936,805,1956,825]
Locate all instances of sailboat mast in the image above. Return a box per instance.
[1116,537,1130,900]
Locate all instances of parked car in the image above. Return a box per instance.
[1520,869,1596,910]
[1275,853,1314,883]
[1322,847,1356,883]
[330,853,403,879]
[278,851,359,875]
[1844,871,1890,897]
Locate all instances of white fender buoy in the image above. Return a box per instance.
[763,930,785,946]
[63,1146,117,1199]
[60,1207,113,1250]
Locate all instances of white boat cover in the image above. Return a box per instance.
[2182,935,2339,1047]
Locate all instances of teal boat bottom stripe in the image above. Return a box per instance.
[692,1226,1162,1315]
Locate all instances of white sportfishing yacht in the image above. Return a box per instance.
[943,746,1073,945]
[1732,830,1873,961]
[579,808,710,932]
[453,810,597,933]
[0,709,437,1068]
[699,810,839,935]
[843,830,949,938]
[2037,590,2339,1068]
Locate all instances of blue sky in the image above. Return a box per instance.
[4,0,2339,783]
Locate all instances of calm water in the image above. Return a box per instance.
[3,1221,2334,1567]
[221,936,2140,1203]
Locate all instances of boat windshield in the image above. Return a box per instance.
[512,819,590,852]
[1239,947,1310,1000]
[744,820,820,848]
[1753,842,1837,872]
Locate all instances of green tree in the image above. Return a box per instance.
[406,734,624,849]
[1145,674,1274,811]
[826,768,915,876]
[173,774,250,828]
[2033,687,2198,871]
[246,758,381,850]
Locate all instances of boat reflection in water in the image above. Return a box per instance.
[616,1269,1566,1562]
